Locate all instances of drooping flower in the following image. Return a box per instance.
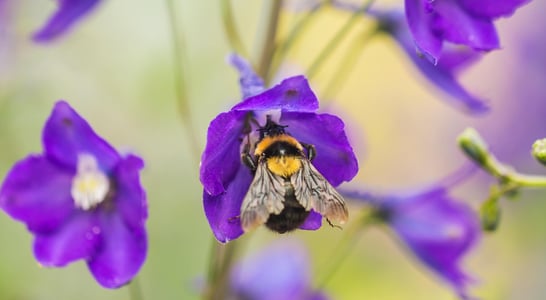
[404,0,531,63]
[341,166,480,299]
[373,9,489,114]
[229,239,330,300]
[0,101,147,288]
[200,54,358,243]
[33,0,101,43]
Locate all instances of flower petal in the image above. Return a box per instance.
[33,211,100,267]
[32,0,101,43]
[231,240,311,300]
[203,165,252,243]
[299,211,322,230]
[232,76,319,113]
[43,101,120,172]
[391,194,479,297]
[405,0,443,62]
[459,0,531,18]
[0,155,75,233]
[111,154,147,231]
[87,211,147,288]
[434,0,499,51]
[200,110,248,196]
[280,112,358,186]
[229,53,265,99]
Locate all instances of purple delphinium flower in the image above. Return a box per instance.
[200,54,358,243]
[229,240,329,300]
[0,101,147,288]
[405,0,531,63]
[374,9,489,114]
[33,0,101,43]
[341,166,480,299]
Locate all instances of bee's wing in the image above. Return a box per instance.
[291,159,348,224]
[240,162,286,232]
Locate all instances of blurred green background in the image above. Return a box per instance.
[1,0,546,299]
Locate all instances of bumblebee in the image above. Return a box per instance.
[240,115,348,233]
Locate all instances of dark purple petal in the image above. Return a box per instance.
[229,53,265,99]
[0,155,75,233]
[87,211,147,288]
[231,241,311,300]
[203,165,252,243]
[378,10,488,113]
[405,0,442,62]
[307,292,331,300]
[299,211,322,230]
[43,101,121,172]
[459,0,531,18]
[32,0,100,43]
[33,212,100,267]
[280,112,358,186]
[434,0,499,51]
[232,76,319,113]
[200,110,249,196]
[111,154,147,231]
[390,194,479,298]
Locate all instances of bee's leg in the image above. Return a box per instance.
[301,143,316,161]
[241,138,257,172]
[326,218,342,230]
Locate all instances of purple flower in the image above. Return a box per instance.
[200,55,358,242]
[405,0,531,63]
[0,101,147,288]
[341,167,480,299]
[374,9,489,114]
[229,240,329,300]
[33,0,101,43]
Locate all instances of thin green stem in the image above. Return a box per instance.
[508,174,546,188]
[321,24,379,103]
[220,0,249,57]
[268,1,326,82]
[164,0,202,161]
[254,0,283,78]
[306,0,374,80]
[128,276,144,300]
[204,240,240,300]
[316,210,376,289]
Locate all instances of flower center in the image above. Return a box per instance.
[71,154,110,210]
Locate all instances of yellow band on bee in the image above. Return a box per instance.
[255,134,303,156]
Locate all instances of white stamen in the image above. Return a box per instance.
[71,154,110,210]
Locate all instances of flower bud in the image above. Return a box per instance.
[532,138,546,166]
[480,195,501,232]
[458,128,490,167]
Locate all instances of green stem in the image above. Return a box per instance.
[508,173,546,188]
[220,0,249,57]
[316,210,375,289]
[306,0,373,80]
[268,1,326,82]
[321,24,379,102]
[128,276,144,300]
[254,0,283,78]
[164,0,202,161]
[204,239,240,300]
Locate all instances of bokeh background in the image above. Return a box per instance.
[1,0,546,299]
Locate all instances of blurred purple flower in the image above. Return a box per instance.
[0,101,147,288]
[229,240,329,300]
[405,0,531,63]
[374,9,489,114]
[33,0,101,43]
[341,167,480,299]
[200,54,358,243]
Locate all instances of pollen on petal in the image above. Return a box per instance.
[71,154,110,210]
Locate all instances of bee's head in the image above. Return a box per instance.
[258,115,287,139]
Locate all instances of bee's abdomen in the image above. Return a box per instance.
[265,185,309,233]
